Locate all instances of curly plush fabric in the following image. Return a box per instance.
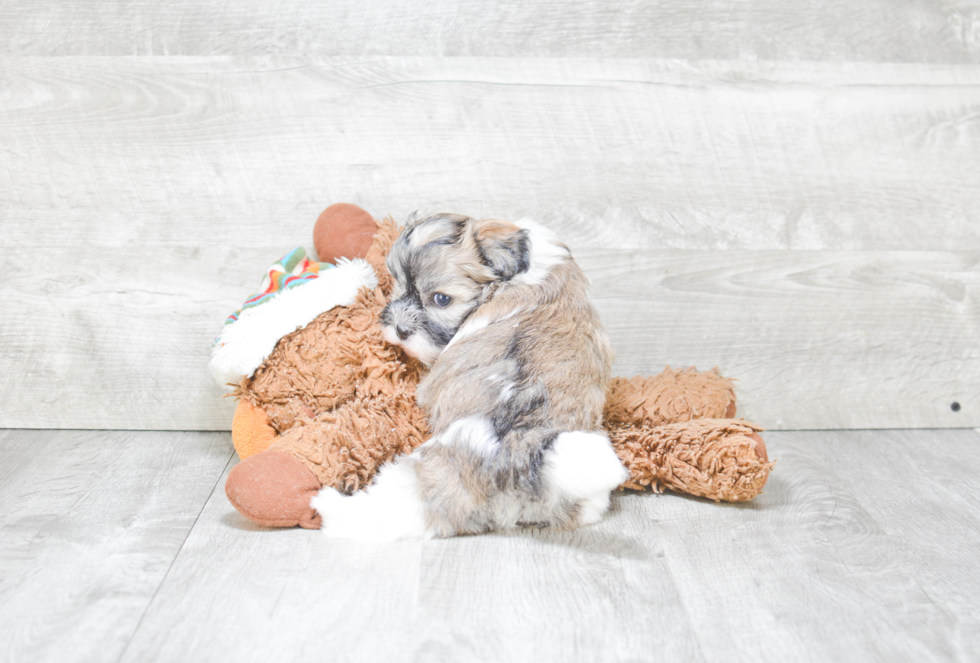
[605,367,737,427]
[241,286,423,435]
[234,218,430,493]
[270,392,428,493]
[610,419,772,501]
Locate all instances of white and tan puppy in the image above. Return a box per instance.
[310,214,627,540]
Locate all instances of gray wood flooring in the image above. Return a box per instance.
[2,428,978,663]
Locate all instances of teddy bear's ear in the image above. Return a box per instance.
[472,219,531,281]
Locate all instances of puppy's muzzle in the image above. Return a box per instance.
[381,299,417,342]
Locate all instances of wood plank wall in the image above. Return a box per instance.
[1,2,978,430]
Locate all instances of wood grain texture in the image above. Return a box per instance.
[0,246,268,431]
[818,429,980,657]
[1,57,978,252]
[2,57,978,430]
[121,461,702,662]
[104,429,980,662]
[0,429,233,663]
[2,0,980,63]
[1,247,976,430]
[650,428,980,661]
[585,250,980,430]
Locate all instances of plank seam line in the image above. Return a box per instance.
[115,448,236,663]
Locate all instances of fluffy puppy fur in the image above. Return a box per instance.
[310,214,627,540]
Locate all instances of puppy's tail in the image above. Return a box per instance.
[310,457,433,542]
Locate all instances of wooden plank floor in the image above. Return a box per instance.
[0,430,233,663]
[2,428,978,663]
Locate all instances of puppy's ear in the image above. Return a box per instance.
[472,219,530,280]
[403,210,422,230]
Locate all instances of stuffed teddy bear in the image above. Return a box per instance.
[211,204,773,530]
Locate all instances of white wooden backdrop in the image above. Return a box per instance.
[1,3,979,430]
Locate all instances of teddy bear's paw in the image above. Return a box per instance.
[225,450,323,529]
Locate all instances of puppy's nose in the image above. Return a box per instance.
[396,325,411,340]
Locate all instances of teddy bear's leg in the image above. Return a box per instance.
[226,394,429,529]
[609,418,772,502]
[224,418,354,529]
[225,449,323,529]
[604,367,738,428]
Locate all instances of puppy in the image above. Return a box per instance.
[309,214,628,540]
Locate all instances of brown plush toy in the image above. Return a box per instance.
[211,204,773,530]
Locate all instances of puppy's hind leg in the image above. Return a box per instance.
[310,417,499,540]
[310,457,433,541]
[542,431,629,527]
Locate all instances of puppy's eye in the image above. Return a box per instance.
[432,293,453,308]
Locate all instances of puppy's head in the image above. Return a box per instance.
[380,213,530,365]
